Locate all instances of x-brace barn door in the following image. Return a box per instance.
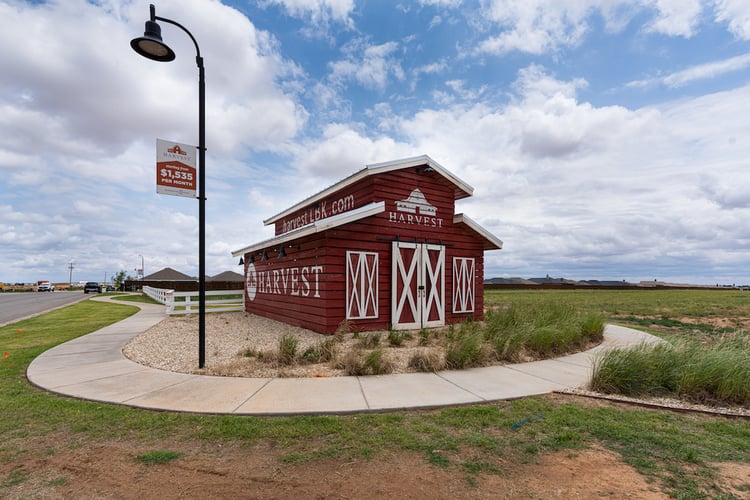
[391,242,445,329]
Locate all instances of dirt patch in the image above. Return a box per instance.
[714,462,750,499]
[2,439,670,499]
[677,316,750,331]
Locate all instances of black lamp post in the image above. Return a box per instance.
[131,4,207,369]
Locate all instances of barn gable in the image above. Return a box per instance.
[232,155,502,334]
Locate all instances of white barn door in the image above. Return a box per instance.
[391,242,445,329]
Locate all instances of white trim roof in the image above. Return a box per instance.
[263,155,474,226]
[232,201,386,257]
[453,213,503,250]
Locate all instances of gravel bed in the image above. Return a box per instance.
[123,312,430,378]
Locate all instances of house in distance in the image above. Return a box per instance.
[232,155,503,334]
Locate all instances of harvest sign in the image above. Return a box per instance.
[156,138,197,198]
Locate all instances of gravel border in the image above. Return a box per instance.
[557,389,750,418]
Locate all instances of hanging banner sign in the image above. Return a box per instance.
[156,138,197,198]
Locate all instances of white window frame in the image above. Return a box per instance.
[346,250,379,320]
[452,257,475,313]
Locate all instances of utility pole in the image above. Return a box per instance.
[68,261,74,286]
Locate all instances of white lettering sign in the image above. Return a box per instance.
[281,194,355,233]
[246,263,323,301]
[388,211,443,228]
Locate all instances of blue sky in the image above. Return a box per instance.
[2,0,750,285]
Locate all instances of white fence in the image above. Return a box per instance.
[143,286,244,315]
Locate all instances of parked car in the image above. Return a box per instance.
[84,282,101,294]
[37,282,54,292]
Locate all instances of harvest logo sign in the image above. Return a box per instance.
[389,188,444,228]
[246,262,324,301]
[156,138,196,198]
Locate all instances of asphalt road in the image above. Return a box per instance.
[0,291,90,327]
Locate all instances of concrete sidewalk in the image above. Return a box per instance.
[26,299,662,415]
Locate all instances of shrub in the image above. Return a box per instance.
[418,328,431,346]
[387,329,411,346]
[579,313,605,341]
[316,337,338,363]
[481,302,604,360]
[334,320,352,342]
[408,348,446,372]
[341,348,394,376]
[300,347,321,364]
[363,348,394,375]
[299,337,338,365]
[357,332,381,348]
[444,323,489,369]
[591,336,750,407]
[591,342,680,396]
[277,334,299,366]
[677,338,750,406]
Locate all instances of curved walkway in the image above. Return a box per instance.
[26,298,662,415]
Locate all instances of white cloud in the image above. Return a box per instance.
[645,0,703,37]
[628,52,750,88]
[329,40,404,91]
[418,0,463,6]
[473,0,717,56]
[292,123,412,178]
[713,0,750,39]
[477,0,596,55]
[265,0,355,27]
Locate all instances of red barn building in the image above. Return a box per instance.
[231,155,502,334]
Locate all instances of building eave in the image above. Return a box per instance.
[232,201,386,257]
[453,213,503,250]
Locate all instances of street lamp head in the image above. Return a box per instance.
[131,19,175,62]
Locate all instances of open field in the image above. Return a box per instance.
[484,288,750,342]
[1,291,749,498]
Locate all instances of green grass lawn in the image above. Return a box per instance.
[1,292,749,498]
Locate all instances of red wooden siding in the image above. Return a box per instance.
[240,159,497,334]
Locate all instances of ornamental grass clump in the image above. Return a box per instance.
[591,332,750,407]
[676,334,750,406]
[340,347,394,376]
[387,329,411,346]
[590,342,681,396]
[408,348,446,372]
[482,302,604,361]
[444,322,491,369]
[277,333,299,366]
